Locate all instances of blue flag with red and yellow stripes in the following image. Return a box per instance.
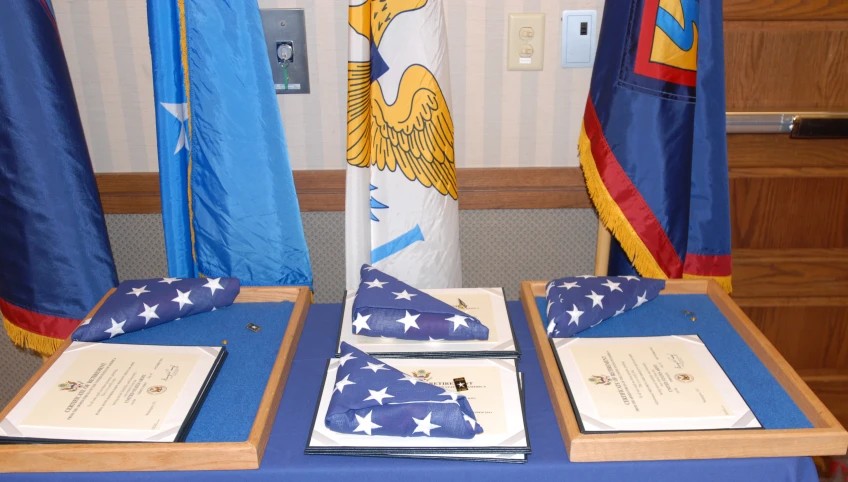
[579,0,732,292]
[147,0,312,287]
[0,0,118,355]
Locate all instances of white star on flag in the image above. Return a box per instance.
[392,290,416,300]
[352,313,371,334]
[363,278,388,289]
[547,319,556,335]
[353,410,381,435]
[619,275,639,281]
[127,286,150,297]
[363,387,394,405]
[159,277,180,284]
[104,318,126,338]
[172,289,193,310]
[138,303,160,325]
[361,362,388,373]
[398,374,420,385]
[585,290,605,308]
[203,278,224,295]
[546,282,554,297]
[160,102,189,154]
[577,275,595,279]
[445,314,468,331]
[339,352,357,367]
[566,304,584,326]
[558,281,581,290]
[614,305,627,316]
[601,279,622,292]
[395,311,420,333]
[439,390,459,401]
[412,412,440,436]
[634,291,649,308]
[463,414,477,429]
[547,300,554,315]
[334,374,356,393]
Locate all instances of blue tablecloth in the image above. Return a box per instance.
[2,302,817,482]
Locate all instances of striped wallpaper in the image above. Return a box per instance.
[53,0,604,172]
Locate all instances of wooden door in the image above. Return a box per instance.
[725,0,848,427]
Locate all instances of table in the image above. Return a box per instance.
[1,302,818,481]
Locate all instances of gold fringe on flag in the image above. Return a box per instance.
[3,316,63,357]
[578,122,732,293]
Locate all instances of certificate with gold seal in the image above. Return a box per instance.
[553,335,761,432]
[0,342,226,443]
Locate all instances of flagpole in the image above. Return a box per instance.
[594,220,611,276]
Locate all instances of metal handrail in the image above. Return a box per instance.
[727,112,848,136]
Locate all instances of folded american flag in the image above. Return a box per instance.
[545,275,665,338]
[351,265,489,341]
[326,342,484,439]
[72,277,239,342]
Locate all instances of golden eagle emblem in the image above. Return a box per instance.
[346,0,457,200]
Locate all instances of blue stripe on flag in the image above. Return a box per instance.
[371,224,425,264]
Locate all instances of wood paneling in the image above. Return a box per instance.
[96,168,591,214]
[95,174,161,214]
[800,370,848,429]
[292,170,345,212]
[725,0,848,21]
[732,249,848,298]
[743,305,848,370]
[725,21,848,111]
[728,136,848,169]
[730,176,848,249]
[457,168,591,210]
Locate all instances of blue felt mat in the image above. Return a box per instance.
[535,295,811,429]
[103,301,293,442]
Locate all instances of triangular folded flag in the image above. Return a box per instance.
[351,265,489,341]
[326,342,483,439]
[545,275,665,338]
[72,277,239,342]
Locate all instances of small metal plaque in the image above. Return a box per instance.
[453,377,468,391]
[246,323,261,332]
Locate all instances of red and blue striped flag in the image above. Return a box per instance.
[0,0,117,355]
[579,0,732,292]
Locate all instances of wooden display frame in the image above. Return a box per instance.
[520,279,848,462]
[0,286,311,473]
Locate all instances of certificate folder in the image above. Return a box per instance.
[335,288,521,359]
[305,358,530,460]
[551,335,761,434]
[0,342,227,444]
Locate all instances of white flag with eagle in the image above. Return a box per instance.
[345,0,461,290]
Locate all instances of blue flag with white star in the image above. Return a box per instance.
[545,276,665,338]
[352,266,489,341]
[72,277,239,342]
[326,343,483,439]
[147,0,312,287]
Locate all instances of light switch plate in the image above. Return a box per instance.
[561,10,597,68]
[260,9,310,94]
[507,13,545,71]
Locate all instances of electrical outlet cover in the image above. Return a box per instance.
[507,13,545,71]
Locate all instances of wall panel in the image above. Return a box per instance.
[725,0,848,21]
[724,21,848,111]
[729,177,848,249]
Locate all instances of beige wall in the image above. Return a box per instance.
[53,0,603,173]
